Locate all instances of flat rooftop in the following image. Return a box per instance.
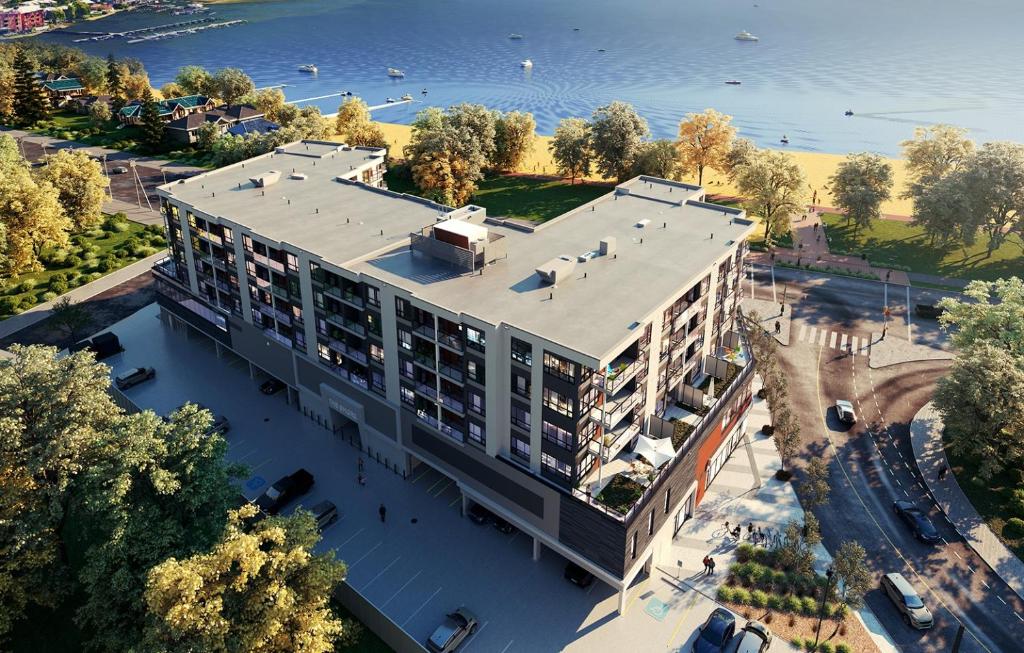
[352,177,755,360]
[157,140,453,266]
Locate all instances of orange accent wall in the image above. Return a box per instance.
[694,392,752,504]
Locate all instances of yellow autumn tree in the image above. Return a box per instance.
[334,98,387,148]
[36,148,109,230]
[675,108,736,186]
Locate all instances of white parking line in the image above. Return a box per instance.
[1016,612,1023,622]
[997,596,1007,605]
[967,564,975,574]
[234,448,261,462]
[499,640,514,653]
[361,556,401,590]
[402,586,443,626]
[381,570,421,608]
[953,550,963,560]
[981,580,990,589]
[349,541,383,570]
[461,620,489,651]
[338,527,365,549]
[249,458,274,472]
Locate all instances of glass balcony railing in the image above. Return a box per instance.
[439,392,464,413]
[438,363,464,383]
[414,351,436,370]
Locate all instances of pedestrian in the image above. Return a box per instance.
[708,557,716,575]
[757,526,765,544]
[938,465,948,481]
[731,525,742,540]
[358,457,365,473]
[886,270,891,282]
[816,233,821,243]
[358,472,366,486]
[724,520,730,533]
[813,190,818,205]
[747,522,754,539]
[378,503,386,523]
[702,555,711,574]
[774,321,781,335]
[813,222,818,232]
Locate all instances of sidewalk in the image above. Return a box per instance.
[0,252,163,340]
[867,332,953,369]
[910,402,1024,602]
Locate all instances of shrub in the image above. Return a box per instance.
[804,641,818,652]
[1004,518,1024,539]
[833,604,849,621]
[717,586,734,603]
[0,296,18,314]
[736,543,756,563]
[775,469,793,481]
[49,273,69,294]
[750,590,769,608]
[836,644,852,653]
[96,257,117,273]
[791,638,803,649]
[731,588,751,605]
[1009,489,1024,520]
[766,594,783,610]
[801,596,819,616]
[65,254,83,268]
[818,642,834,653]
[145,224,163,235]
[761,424,775,435]
[17,280,36,294]
[783,595,803,613]
[84,272,102,283]
[41,291,58,302]
[821,602,835,618]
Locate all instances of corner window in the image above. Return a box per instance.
[466,326,486,352]
[366,285,380,307]
[541,452,571,479]
[397,328,412,351]
[543,352,577,383]
[466,359,484,384]
[511,337,532,366]
[395,297,411,320]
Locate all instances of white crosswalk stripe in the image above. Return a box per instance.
[794,324,869,355]
[798,324,807,342]
[839,333,848,350]
[829,331,838,348]
[818,329,827,346]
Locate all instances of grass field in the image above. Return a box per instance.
[821,213,1024,281]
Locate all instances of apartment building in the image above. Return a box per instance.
[153,140,757,612]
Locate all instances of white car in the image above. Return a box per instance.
[736,620,773,653]
[834,399,856,424]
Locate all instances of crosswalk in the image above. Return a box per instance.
[795,324,870,355]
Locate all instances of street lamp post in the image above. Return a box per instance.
[814,566,836,649]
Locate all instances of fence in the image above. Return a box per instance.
[107,385,141,414]
[333,582,427,653]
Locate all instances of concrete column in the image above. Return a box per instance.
[532,537,542,561]
[461,494,469,518]
[617,586,628,615]
[248,361,255,379]
[215,341,223,358]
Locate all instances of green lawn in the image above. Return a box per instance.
[821,213,1024,281]
[1,215,164,319]
[33,111,145,151]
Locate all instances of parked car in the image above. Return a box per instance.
[893,500,941,544]
[880,572,933,629]
[310,500,339,530]
[467,503,493,525]
[492,515,515,534]
[834,399,856,424]
[915,303,944,319]
[736,620,773,653]
[254,469,314,515]
[111,165,129,174]
[72,332,124,360]
[260,378,286,395]
[563,562,594,588]
[114,366,155,390]
[693,608,736,653]
[426,607,478,653]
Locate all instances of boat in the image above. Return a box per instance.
[421,88,428,94]
[597,48,606,52]
[385,97,396,103]
[573,27,580,31]
[520,59,533,68]
[724,80,741,85]
[400,93,413,101]
[735,30,759,41]
[508,33,523,39]
[297,64,318,73]
[780,135,789,144]
[844,109,854,116]
[387,68,405,78]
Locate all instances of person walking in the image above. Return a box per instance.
[938,465,948,481]
[813,222,818,232]
[775,321,781,335]
[702,555,711,574]
[707,557,716,575]
[747,522,755,539]
[357,472,366,486]
[378,503,387,523]
[358,457,365,473]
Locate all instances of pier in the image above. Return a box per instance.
[125,20,247,44]
[68,16,227,42]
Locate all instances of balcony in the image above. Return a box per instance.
[341,317,366,338]
[263,328,292,349]
[273,309,292,326]
[413,351,436,370]
[413,322,436,340]
[323,285,344,301]
[439,392,464,414]
[440,421,463,442]
[416,409,439,430]
[270,284,290,301]
[438,363,463,383]
[415,381,438,401]
[437,332,463,353]
[268,258,286,274]
[597,351,647,395]
[340,289,364,309]
[349,373,369,390]
[328,338,368,365]
[257,302,275,319]
[592,387,643,429]
[253,252,269,266]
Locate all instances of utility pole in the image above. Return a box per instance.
[813,567,836,649]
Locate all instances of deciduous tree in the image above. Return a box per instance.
[35,148,108,230]
[910,172,974,247]
[549,117,591,184]
[590,101,649,182]
[828,152,893,236]
[88,98,111,128]
[404,105,491,206]
[158,81,184,99]
[958,142,1024,256]
[492,111,536,172]
[734,149,806,247]
[334,98,387,148]
[723,138,756,182]
[242,87,288,123]
[173,64,213,97]
[832,540,872,611]
[675,108,735,186]
[632,139,679,179]
[0,140,70,275]
[937,277,1024,355]
[900,124,974,190]
[772,405,800,472]
[211,67,254,105]
[800,458,831,508]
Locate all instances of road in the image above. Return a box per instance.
[747,265,1024,653]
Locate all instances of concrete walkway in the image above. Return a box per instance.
[0,252,163,340]
[910,402,1024,602]
[867,332,953,369]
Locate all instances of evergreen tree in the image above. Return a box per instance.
[12,49,50,126]
[139,88,164,152]
[106,53,124,113]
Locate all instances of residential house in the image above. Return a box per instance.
[40,77,86,105]
[117,94,216,125]
[164,104,267,145]
[225,117,281,138]
[71,95,113,115]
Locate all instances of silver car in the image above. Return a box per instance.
[114,366,155,390]
[881,572,933,629]
[427,607,478,652]
[736,620,773,653]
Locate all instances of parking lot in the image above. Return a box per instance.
[102,304,794,652]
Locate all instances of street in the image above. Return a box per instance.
[746,265,1024,653]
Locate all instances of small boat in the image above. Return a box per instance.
[385,97,396,103]
[297,64,318,73]
[344,90,353,96]
[421,88,428,94]
[508,33,524,39]
[387,68,405,78]
[844,109,854,116]
[724,80,741,85]
[780,135,789,144]
[400,94,413,101]
[520,59,533,68]
[735,30,759,41]
[597,48,606,52]
[573,27,580,31]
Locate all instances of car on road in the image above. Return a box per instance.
[880,572,933,629]
[693,607,736,653]
[259,378,286,395]
[564,561,595,588]
[915,303,944,319]
[834,399,856,424]
[114,366,155,390]
[467,503,493,525]
[426,607,478,652]
[254,469,314,515]
[892,500,941,543]
[111,165,129,174]
[736,620,773,653]
[310,500,339,530]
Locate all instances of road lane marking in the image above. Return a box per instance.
[799,324,807,341]
[840,333,847,350]
[380,570,421,608]
[402,586,443,626]
[981,580,990,589]
[850,336,859,354]
[361,556,401,590]
[806,326,816,344]
[953,550,963,560]
[967,564,975,574]
[997,596,1007,605]
[818,329,827,346]
[349,541,383,570]
[830,331,838,348]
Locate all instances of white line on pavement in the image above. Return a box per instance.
[818,329,827,346]
[941,537,948,546]
[361,556,401,590]
[461,621,489,651]
[249,458,274,472]
[1016,612,1023,622]
[349,541,383,570]
[806,326,816,344]
[798,324,807,342]
[338,527,365,548]
[829,331,838,348]
[997,596,1007,605]
[903,489,909,497]
[840,333,848,350]
[953,550,963,560]
[981,580,990,589]
[380,570,421,608]
[235,448,261,462]
[906,286,913,342]
[499,640,514,653]
[402,586,443,626]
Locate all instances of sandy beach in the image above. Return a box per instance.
[373,121,913,216]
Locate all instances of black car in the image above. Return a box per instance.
[492,515,515,534]
[254,469,314,515]
[260,378,286,395]
[693,608,736,653]
[467,504,493,525]
[564,562,594,588]
[893,500,941,544]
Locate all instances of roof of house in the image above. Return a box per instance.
[165,112,228,132]
[212,104,262,122]
[226,117,280,137]
[119,94,212,118]
[42,78,85,92]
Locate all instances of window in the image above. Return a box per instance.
[400,386,415,406]
[395,297,410,320]
[467,390,484,416]
[466,359,484,383]
[367,312,381,337]
[541,421,572,450]
[468,421,485,445]
[648,511,654,535]
[511,436,530,461]
[510,403,531,431]
[511,338,532,366]
[580,386,601,414]
[541,453,571,479]
[370,343,384,365]
[542,387,573,418]
[242,233,253,252]
[222,226,233,245]
[664,488,671,514]
[397,328,412,351]
[466,326,486,352]
[543,352,576,383]
[366,285,380,307]
[399,359,414,380]
[286,252,299,273]
[511,371,530,399]
[317,342,331,363]
[630,532,638,559]
[372,370,386,394]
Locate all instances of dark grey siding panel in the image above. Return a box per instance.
[558,499,627,578]
[295,357,397,440]
[228,318,295,384]
[157,294,231,345]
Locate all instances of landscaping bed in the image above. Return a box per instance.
[595,474,645,514]
[670,420,695,449]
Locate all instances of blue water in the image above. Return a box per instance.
[35,0,1024,155]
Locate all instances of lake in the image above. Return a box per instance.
[35,0,1024,155]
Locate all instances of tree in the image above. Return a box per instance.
[242,87,289,123]
[937,277,1024,356]
[334,98,387,148]
[775,516,820,576]
[174,65,213,97]
[120,70,152,102]
[50,297,91,344]
[139,88,165,152]
[800,458,831,508]
[675,108,736,186]
[36,148,108,230]
[71,56,106,93]
[0,142,70,275]
[958,142,1024,256]
[144,507,348,653]
[0,345,121,638]
[832,541,872,611]
[404,105,492,206]
[105,53,123,113]
[0,58,15,121]
[285,105,332,141]
[900,124,974,192]
[88,98,111,128]
[211,67,255,105]
[632,139,679,179]
[589,101,649,182]
[723,138,756,182]
[195,121,222,151]
[910,172,974,247]
[734,149,806,247]
[492,111,536,172]
[77,406,245,652]
[934,343,1024,479]
[447,103,497,166]
[549,117,592,184]
[772,405,801,472]
[828,152,893,236]
[12,48,50,126]
[159,81,184,99]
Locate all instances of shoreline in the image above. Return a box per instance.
[371,121,913,216]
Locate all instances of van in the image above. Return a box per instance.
[880,572,933,629]
[311,500,339,530]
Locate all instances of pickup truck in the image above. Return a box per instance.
[254,469,314,515]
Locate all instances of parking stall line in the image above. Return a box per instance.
[411,468,432,484]
[448,494,462,508]
[461,621,489,651]
[981,580,990,589]
[953,550,963,560]
[431,478,454,497]
[401,586,443,626]
[498,640,514,653]
[426,475,448,494]
[998,596,1007,605]
[234,448,261,462]
[361,556,401,591]
[380,570,421,608]
[338,527,365,549]
[249,458,274,473]
[349,541,383,570]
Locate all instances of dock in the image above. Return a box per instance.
[322,99,414,118]
[125,19,247,44]
[68,16,236,42]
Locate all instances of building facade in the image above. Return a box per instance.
[152,140,756,611]
[1,6,45,32]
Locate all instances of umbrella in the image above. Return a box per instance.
[633,435,676,468]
